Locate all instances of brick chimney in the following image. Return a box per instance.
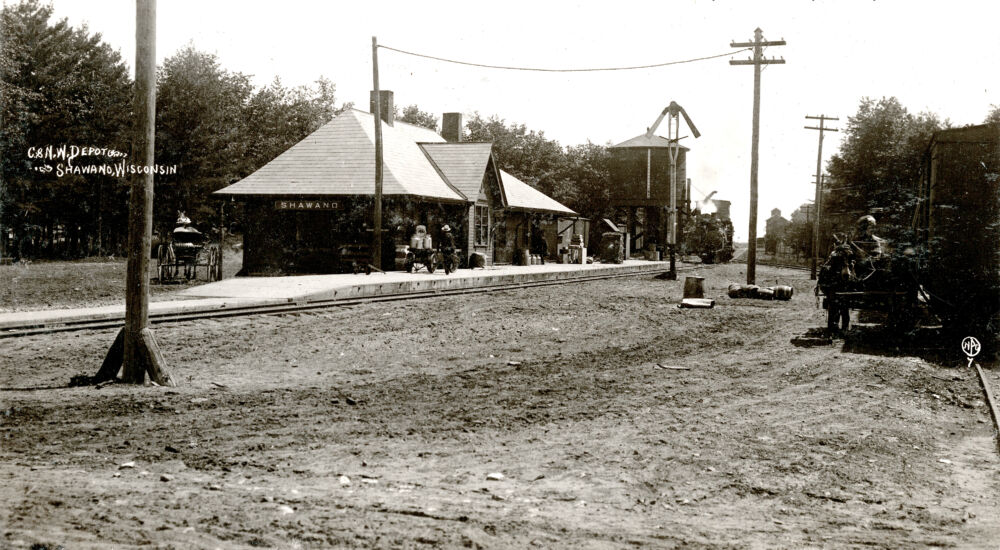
[369,90,394,126]
[442,112,463,142]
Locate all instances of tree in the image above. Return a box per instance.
[986,105,1000,125]
[784,210,814,260]
[825,97,943,242]
[243,76,345,174]
[558,142,612,224]
[155,45,254,230]
[397,104,437,131]
[465,113,568,201]
[1,0,133,258]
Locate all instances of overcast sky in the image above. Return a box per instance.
[38,0,1000,240]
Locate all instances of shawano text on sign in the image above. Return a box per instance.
[274,200,341,211]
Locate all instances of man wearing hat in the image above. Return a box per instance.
[439,224,457,273]
[439,224,456,254]
[852,215,886,259]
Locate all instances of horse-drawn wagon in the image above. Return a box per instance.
[817,123,1000,348]
[156,213,220,282]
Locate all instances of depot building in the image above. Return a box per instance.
[215,91,581,275]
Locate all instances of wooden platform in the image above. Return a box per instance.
[0,260,672,331]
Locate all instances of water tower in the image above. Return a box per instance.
[609,102,700,273]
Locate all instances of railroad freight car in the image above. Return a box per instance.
[913,122,1000,349]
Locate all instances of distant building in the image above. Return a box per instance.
[764,208,789,255]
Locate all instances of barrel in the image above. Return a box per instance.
[773,285,794,301]
[599,232,624,264]
[683,276,705,299]
[410,235,423,249]
[469,252,486,269]
[423,235,433,249]
[757,287,775,300]
[394,244,410,270]
[727,283,743,298]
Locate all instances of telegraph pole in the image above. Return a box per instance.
[371,36,383,271]
[805,115,838,279]
[97,0,174,386]
[730,28,785,285]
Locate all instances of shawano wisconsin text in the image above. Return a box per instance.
[27,145,177,178]
[32,160,177,177]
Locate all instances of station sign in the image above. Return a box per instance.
[274,200,341,211]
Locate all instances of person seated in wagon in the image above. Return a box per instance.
[851,214,886,259]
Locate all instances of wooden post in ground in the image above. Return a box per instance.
[217,201,225,281]
[371,36,383,271]
[113,0,173,386]
[805,115,838,279]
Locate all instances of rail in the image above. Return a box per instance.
[974,363,1000,456]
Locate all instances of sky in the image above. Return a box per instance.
[33,0,1000,240]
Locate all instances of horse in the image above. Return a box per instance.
[817,235,858,334]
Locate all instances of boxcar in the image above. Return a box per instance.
[913,122,1000,349]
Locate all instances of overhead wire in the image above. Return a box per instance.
[378,44,753,73]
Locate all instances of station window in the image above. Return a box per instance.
[475,205,489,246]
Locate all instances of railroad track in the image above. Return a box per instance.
[1,265,695,339]
[753,261,812,272]
[766,264,811,272]
[974,363,1000,456]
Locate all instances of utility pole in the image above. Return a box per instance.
[730,28,785,285]
[96,0,174,386]
[805,115,838,279]
[371,36,383,271]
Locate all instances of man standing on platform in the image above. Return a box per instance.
[439,224,457,274]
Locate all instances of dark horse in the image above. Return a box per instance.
[817,236,857,334]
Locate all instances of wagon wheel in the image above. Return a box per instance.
[157,243,176,281]
[426,254,437,274]
[156,244,167,282]
[206,245,219,281]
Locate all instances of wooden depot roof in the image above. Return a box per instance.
[215,108,577,216]
[500,169,576,215]
[418,142,494,201]
[215,109,465,202]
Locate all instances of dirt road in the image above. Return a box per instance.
[2,264,998,548]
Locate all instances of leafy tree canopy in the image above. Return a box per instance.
[986,105,1000,125]
[397,104,437,131]
[825,96,943,242]
[1,0,132,257]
